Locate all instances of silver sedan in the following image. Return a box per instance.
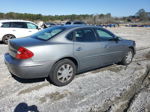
[4,25,136,86]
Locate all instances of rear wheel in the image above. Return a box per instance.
[49,59,76,86]
[121,48,134,65]
[2,34,15,44]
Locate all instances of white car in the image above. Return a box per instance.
[0,20,40,44]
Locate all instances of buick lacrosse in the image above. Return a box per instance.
[4,25,136,86]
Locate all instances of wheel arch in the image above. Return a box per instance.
[3,34,16,38]
[129,46,136,55]
[54,57,79,69]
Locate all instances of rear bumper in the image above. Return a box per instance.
[4,53,54,79]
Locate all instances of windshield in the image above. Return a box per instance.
[31,27,65,40]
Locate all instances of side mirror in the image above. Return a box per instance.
[114,36,119,41]
[109,37,119,41]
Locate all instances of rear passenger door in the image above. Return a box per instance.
[73,28,101,71]
[10,22,38,38]
[10,22,29,38]
[0,22,26,38]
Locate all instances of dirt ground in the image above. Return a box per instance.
[0,27,150,112]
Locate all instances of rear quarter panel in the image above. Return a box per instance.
[28,42,74,63]
[0,28,17,39]
[0,28,12,40]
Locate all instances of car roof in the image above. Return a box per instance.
[58,25,101,29]
[66,21,85,23]
[0,19,35,23]
[45,22,55,24]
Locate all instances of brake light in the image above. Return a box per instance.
[16,47,34,59]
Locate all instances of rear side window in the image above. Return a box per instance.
[1,22,11,28]
[74,29,96,42]
[66,32,74,41]
[27,23,38,29]
[11,22,27,28]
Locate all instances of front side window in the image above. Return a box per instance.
[11,22,27,28]
[31,27,65,40]
[96,29,114,40]
[1,22,11,28]
[27,23,38,29]
[74,29,96,42]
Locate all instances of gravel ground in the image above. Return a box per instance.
[0,27,149,112]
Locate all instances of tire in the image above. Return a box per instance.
[48,59,76,86]
[121,48,134,65]
[2,34,15,44]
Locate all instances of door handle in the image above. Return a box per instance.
[12,30,16,31]
[76,47,82,51]
[29,31,32,32]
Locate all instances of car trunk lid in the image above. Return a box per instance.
[8,37,47,58]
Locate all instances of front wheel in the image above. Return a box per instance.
[121,48,134,65]
[48,59,76,86]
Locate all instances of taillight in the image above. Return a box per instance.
[16,47,34,59]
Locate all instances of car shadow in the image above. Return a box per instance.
[76,64,115,75]
[11,64,122,85]
[14,102,39,112]
[12,74,45,83]
[12,65,116,83]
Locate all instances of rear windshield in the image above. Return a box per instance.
[31,27,65,40]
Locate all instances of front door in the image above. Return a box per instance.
[26,22,39,36]
[95,28,127,65]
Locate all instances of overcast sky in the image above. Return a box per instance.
[0,0,150,17]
